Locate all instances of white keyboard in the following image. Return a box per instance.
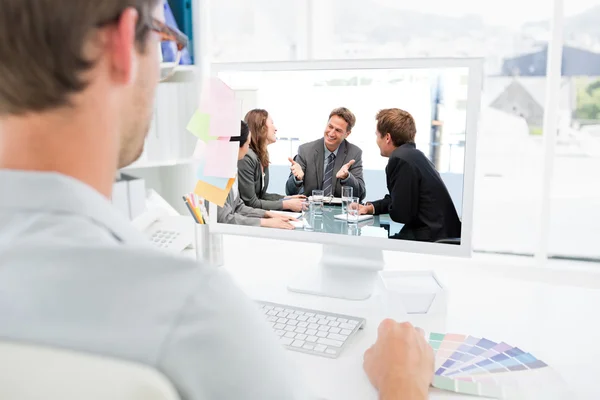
[257,301,365,358]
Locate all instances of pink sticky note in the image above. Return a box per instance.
[192,140,206,159]
[198,78,239,139]
[203,140,239,178]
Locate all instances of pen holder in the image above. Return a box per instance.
[194,223,224,267]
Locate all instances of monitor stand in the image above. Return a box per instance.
[287,244,385,301]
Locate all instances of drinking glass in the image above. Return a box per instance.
[312,190,324,215]
[341,186,353,215]
[347,197,360,224]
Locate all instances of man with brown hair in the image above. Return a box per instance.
[286,107,366,200]
[360,108,462,242]
[0,2,433,399]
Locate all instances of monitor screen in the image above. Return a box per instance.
[208,59,481,256]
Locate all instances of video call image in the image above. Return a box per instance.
[217,67,469,244]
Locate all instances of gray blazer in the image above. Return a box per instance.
[237,148,285,210]
[285,138,366,201]
[214,183,267,226]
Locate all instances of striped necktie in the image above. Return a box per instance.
[323,152,336,196]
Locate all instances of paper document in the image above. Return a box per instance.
[270,211,302,219]
[333,213,374,222]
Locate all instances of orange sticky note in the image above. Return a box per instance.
[193,178,235,207]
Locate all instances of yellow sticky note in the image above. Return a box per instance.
[193,178,235,207]
[186,111,218,142]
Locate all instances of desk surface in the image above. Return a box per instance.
[186,236,599,400]
[301,205,399,238]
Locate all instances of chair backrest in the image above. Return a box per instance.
[0,341,181,400]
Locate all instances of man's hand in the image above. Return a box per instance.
[288,157,304,181]
[336,159,355,180]
[363,320,434,400]
[359,203,374,215]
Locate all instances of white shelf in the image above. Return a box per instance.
[121,157,196,171]
[160,64,198,83]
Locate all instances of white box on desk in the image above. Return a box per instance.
[378,270,447,316]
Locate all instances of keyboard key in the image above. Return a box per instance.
[275,330,285,337]
[327,333,349,342]
[280,337,294,346]
[295,327,307,334]
[326,349,338,355]
[284,332,296,339]
[328,321,340,328]
[277,318,288,324]
[318,338,343,348]
[329,327,341,334]
[339,323,355,330]
[308,324,319,330]
[274,323,285,330]
[292,340,305,348]
[340,329,352,335]
[318,319,329,325]
[285,309,295,314]
[277,312,289,318]
[267,316,278,322]
[318,325,330,332]
[288,314,298,320]
[316,331,328,338]
[326,316,337,321]
[296,334,307,341]
[288,320,298,326]
[297,322,309,328]
[348,320,359,325]
[314,345,327,352]
[337,318,348,323]
[305,313,315,317]
[316,314,326,319]
[297,316,309,322]
[267,310,278,316]
[308,317,318,323]
[306,329,317,336]
[274,307,284,312]
[303,344,315,351]
[284,326,296,332]
[306,336,318,343]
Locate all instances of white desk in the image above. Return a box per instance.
[187,235,600,400]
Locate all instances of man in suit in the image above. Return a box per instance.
[359,109,462,242]
[286,107,366,201]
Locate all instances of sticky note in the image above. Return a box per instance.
[194,178,235,207]
[198,78,240,139]
[186,111,218,142]
[196,161,230,190]
[203,140,239,178]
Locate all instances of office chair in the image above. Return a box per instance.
[0,340,181,400]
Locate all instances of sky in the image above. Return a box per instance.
[372,0,599,27]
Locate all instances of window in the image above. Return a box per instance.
[549,1,600,261]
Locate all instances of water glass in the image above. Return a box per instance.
[347,197,360,224]
[341,186,353,214]
[312,189,324,215]
[301,200,313,231]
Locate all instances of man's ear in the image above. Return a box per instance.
[345,130,351,138]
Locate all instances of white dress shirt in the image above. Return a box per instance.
[0,169,309,400]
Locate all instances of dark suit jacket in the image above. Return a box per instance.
[237,149,285,211]
[285,138,366,201]
[371,143,461,242]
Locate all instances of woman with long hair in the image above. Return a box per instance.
[238,109,304,212]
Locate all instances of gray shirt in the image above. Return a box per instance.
[0,170,308,400]
[214,177,267,226]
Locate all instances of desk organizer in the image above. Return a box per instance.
[378,270,448,315]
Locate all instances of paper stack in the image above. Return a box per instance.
[186,78,242,207]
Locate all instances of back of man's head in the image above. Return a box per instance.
[375,108,416,147]
[0,0,159,116]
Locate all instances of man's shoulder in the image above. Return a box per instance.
[298,138,323,153]
[344,140,363,156]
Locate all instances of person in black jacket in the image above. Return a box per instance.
[359,108,462,242]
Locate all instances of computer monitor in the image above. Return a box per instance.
[207,58,482,301]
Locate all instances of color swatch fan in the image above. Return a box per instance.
[428,332,571,399]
